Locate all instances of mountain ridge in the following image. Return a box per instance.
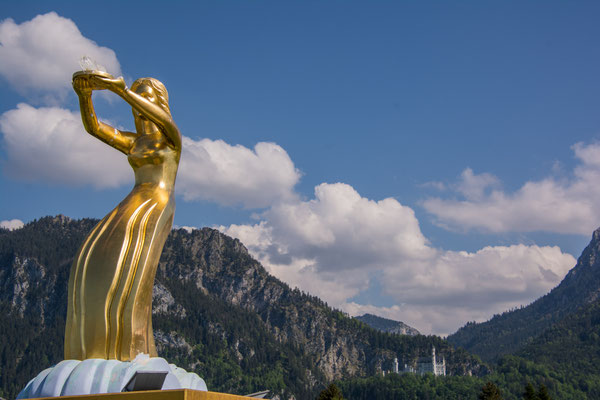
[0,216,485,400]
[448,227,600,362]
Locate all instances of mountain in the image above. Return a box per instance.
[448,227,600,362]
[0,216,485,400]
[355,314,420,336]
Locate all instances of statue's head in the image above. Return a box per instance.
[131,77,170,115]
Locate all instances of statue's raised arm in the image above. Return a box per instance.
[90,74,181,150]
[72,72,138,154]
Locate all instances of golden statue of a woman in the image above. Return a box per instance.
[65,70,181,361]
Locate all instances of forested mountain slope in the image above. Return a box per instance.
[448,227,600,362]
[0,216,484,400]
[514,299,600,396]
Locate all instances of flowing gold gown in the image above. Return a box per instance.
[65,131,179,361]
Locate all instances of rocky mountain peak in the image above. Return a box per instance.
[355,314,420,336]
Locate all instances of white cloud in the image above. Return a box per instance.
[0,105,299,201]
[0,103,130,188]
[0,12,121,100]
[224,183,434,270]
[0,218,24,230]
[220,182,576,334]
[177,137,301,208]
[378,244,574,334]
[423,143,600,235]
[456,168,500,201]
[0,13,131,189]
[173,225,198,233]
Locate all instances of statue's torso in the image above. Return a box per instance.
[127,132,180,193]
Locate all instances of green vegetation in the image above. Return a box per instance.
[337,373,482,399]
[0,216,94,400]
[515,300,600,397]
[336,354,596,399]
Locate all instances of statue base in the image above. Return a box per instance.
[27,389,253,400]
[17,356,207,399]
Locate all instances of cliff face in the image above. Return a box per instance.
[157,228,367,379]
[0,216,484,400]
[156,228,484,378]
[448,227,600,362]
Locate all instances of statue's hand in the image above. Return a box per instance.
[90,75,127,95]
[72,76,93,97]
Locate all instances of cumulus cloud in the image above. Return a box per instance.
[0,13,131,188]
[220,183,576,334]
[0,104,300,201]
[224,183,434,270]
[177,137,301,208]
[385,245,572,306]
[0,103,130,188]
[423,142,600,235]
[0,12,120,100]
[0,219,24,230]
[378,244,574,334]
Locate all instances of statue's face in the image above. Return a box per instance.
[133,84,160,133]
[135,84,158,105]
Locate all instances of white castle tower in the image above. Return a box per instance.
[432,347,446,376]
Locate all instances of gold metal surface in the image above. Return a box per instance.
[65,71,181,360]
[31,389,254,400]
[73,70,113,80]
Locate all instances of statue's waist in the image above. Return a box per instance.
[130,181,176,195]
[132,165,177,187]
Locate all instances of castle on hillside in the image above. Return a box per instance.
[385,347,446,377]
[415,346,446,376]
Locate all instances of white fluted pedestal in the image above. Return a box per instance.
[17,355,207,399]
[23,389,254,400]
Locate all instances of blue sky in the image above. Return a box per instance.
[1,1,599,335]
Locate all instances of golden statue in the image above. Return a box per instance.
[65,68,181,361]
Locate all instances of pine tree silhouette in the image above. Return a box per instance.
[479,381,503,400]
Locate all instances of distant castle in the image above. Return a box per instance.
[384,347,446,377]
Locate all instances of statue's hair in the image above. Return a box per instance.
[131,77,170,115]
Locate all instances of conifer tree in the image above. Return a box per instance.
[317,383,345,400]
[523,382,537,400]
[537,384,551,400]
[479,381,503,400]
